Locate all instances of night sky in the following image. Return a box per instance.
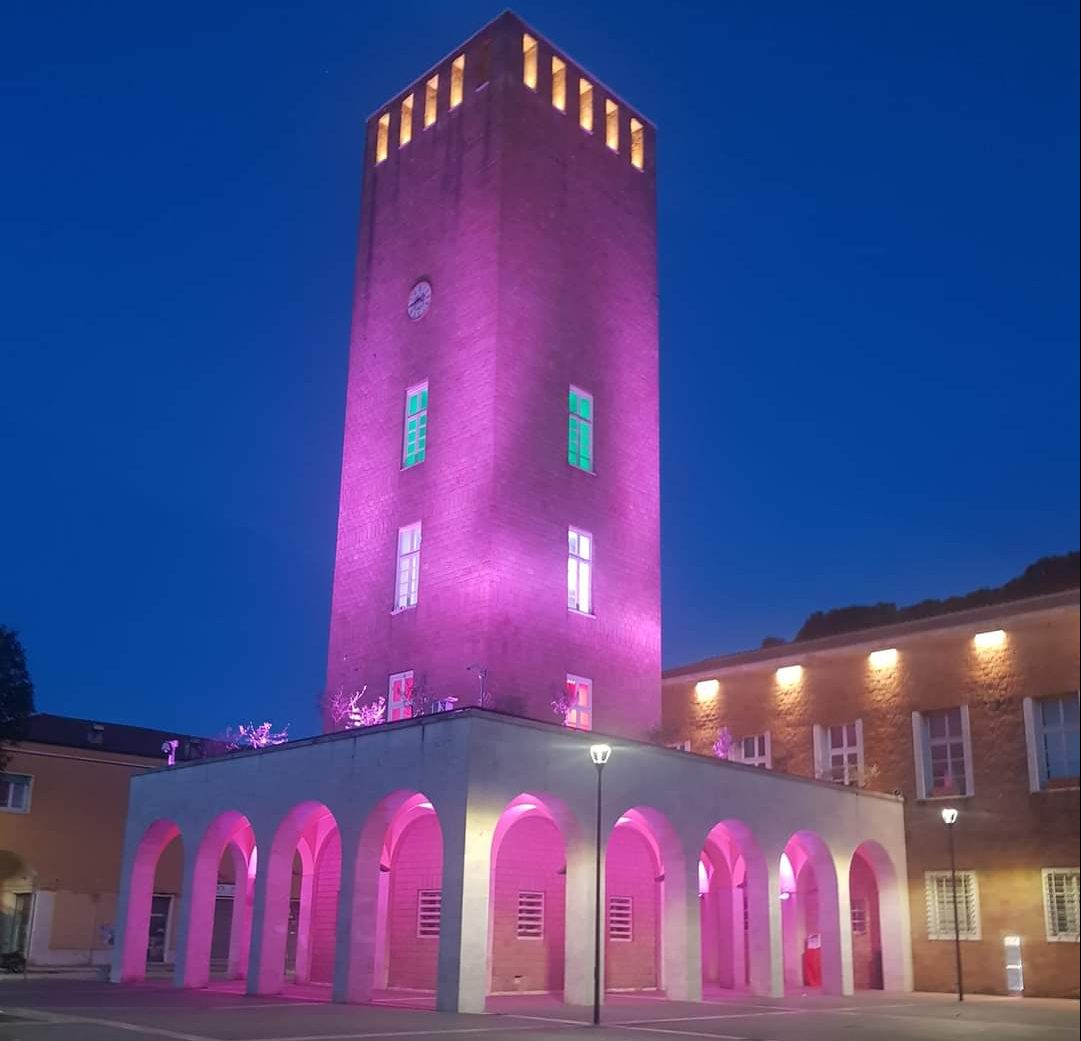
[3,2,1078,739]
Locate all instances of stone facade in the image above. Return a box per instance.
[325,11,660,739]
[662,590,1081,998]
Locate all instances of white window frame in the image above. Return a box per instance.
[394,522,422,610]
[564,674,593,731]
[607,895,633,942]
[516,890,545,940]
[813,721,864,786]
[417,889,441,938]
[387,671,414,722]
[0,772,33,813]
[1023,693,1081,792]
[912,707,974,800]
[1041,868,1081,942]
[733,732,771,769]
[402,381,429,469]
[567,527,593,615]
[925,870,981,941]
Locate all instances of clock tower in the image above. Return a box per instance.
[325,12,659,738]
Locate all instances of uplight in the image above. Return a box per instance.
[974,629,1006,650]
[869,648,898,669]
[695,679,720,701]
[776,665,803,686]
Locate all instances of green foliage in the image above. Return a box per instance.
[0,626,37,770]
[794,551,1079,643]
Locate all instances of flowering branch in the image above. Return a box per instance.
[224,721,289,750]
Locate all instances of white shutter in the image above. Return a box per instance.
[855,718,865,787]
[812,724,826,780]
[911,712,928,800]
[1022,697,1042,793]
[959,705,975,797]
[763,730,773,770]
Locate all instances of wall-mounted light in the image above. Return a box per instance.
[869,648,898,669]
[776,664,803,686]
[974,629,1006,650]
[695,679,720,701]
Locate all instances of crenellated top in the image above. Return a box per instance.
[365,11,653,175]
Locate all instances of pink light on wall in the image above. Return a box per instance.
[779,851,796,898]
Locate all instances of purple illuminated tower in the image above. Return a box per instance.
[325,12,659,738]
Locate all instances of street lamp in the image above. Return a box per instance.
[941,807,963,1002]
[589,744,612,1026]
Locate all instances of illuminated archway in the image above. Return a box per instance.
[117,820,183,982]
[780,831,840,994]
[850,840,907,991]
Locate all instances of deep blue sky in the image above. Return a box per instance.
[3,2,1077,739]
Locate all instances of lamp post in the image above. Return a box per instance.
[941,807,963,1002]
[589,743,612,1027]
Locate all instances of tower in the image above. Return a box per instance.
[325,12,659,738]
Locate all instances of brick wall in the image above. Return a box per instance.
[326,12,660,740]
[387,815,442,990]
[308,831,341,984]
[490,814,566,993]
[662,598,1080,997]
[605,825,659,990]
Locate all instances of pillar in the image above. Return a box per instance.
[333,821,378,1004]
[563,835,601,1006]
[818,854,853,997]
[662,851,702,1001]
[174,841,213,988]
[435,795,492,1013]
[747,854,783,997]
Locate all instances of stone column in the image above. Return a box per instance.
[562,835,600,1006]
[173,841,211,988]
[662,851,702,1001]
[747,854,783,997]
[332,820,378,1004]
[819,855,854,996]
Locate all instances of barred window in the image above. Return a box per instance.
[1042,868,1080,942]
[516,891,545,939]
[607,895,633,942]
[417,889,441,938]
[925,871,980,940]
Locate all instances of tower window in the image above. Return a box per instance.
[579,78,594,132]
[567,386,593,472]
[388,670,414,722]
[630,118,644,170]
[551,56,566,112]
[450,55,465,108]
[568,528,593,615]
[395,523,422,609]
[402,381,428,468]
[424,75,438,128]
[399,95,414,147]
[475,39,491,88]
[375,113,389,164]
[564,675,593,731]
[522,33,538,89]
[605,99,619,151]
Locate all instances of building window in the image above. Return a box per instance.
[475,39,491,88]
[450,54,464,108]
[375,112,389,164]
[735,733,771,769]
[551,56,566,111]
[1042,868,1080,942]
[395,523,422,609]
[912,707,973,799]
[417,889,441,938]
[1024,693,1080,790]
[399,94,414,147]
[925,871,980,941]
[564,675,592,731]
[567,387,593,472]
[814,721,863,786]
[579,78,594,132]
[0,773,32,813]
[630,117,644,170]
[388,671,414,722]
[605,99,619,151]
[608,895,633,941]
[567,528,593,614]
[402,382,429,468]
[424,75,438,128]
[522,33,538,89]
[516,891,545,939]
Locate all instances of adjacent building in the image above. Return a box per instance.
[663,588,1081,997]
[1,714,198,968]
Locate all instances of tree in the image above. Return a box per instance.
[1,627,36,771]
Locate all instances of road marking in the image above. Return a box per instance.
[253,1027,577,1041]
[2,1010,215,1041]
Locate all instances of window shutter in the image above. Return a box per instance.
[959,705,975,797]
[763,730,773,770]
[911,712,927,800]
[812,724,825,780]
[855,718,865,787]
[1022,697,1043,792]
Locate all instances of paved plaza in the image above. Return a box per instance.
[0,979,1077,1041]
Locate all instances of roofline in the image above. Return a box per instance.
[132,706,901,803]
[663,587,1080,681]
[365,9,655,129]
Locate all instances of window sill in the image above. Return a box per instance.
[1045,934,1081,943]
[1036,783,1080,793]
[568,464,596,477]
[928,935,981,943]
[0,806,30,815]
[390,605,417,616]
[568,608,595,620]
[920,792,974,802]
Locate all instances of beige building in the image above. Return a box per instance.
[1,715,196,968]
[662,588,1080,998]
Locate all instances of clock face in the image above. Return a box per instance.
[407,280,432,320]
